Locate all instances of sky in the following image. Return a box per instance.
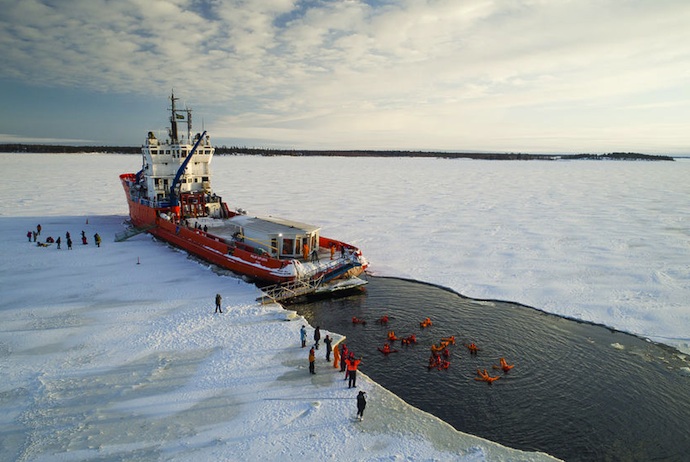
[1,0,689,154]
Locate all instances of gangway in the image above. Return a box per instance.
[114,224,156,242]
[258,276,325,304]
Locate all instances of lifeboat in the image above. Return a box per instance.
[420,318,432,328]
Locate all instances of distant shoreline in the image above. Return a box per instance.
[0,144,675,161]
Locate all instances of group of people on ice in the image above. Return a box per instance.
[301,324,367,420]
[28,224,101,249]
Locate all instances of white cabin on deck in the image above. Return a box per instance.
[228,215,321,259]
[141,131,214,205]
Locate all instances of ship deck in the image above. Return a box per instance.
[186,216,353,276]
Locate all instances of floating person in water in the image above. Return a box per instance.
[493,357,514,373]
[465,342,479,355]
[378,343,398,355]
[475,368,500,384]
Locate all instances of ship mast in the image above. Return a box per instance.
[169,91,193,143]
[169,91,179,143]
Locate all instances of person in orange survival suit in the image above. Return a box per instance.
[345,353,361,388]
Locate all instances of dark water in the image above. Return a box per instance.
[293,276,690,462]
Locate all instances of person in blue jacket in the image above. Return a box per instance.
[300,325,307,348]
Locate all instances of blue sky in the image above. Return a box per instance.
[1,0,688,153]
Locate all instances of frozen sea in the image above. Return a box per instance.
[1,152,689,461]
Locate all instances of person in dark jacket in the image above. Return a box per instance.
[356,391,366,421]
[313,326,321,349]
[324,335,332,361]
[215,293,222,313]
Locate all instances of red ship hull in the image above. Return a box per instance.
[120,173,366,284]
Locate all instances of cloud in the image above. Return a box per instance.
[1,0,689,151]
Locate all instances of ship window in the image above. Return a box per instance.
[202,176,209,182]
[282,238,294,255]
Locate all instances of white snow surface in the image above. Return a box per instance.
[3,153,690,461]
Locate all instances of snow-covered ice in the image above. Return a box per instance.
[3,152,689,461]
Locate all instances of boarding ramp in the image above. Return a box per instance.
[257,276,325,304]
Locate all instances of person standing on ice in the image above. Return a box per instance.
[333,343,340,369]
[308,347,316,374]
[300,325,307,348]
[56,236,61,249]
[214,293,222,313]
[340,344,349,372]
[324,335,332,361]
[356,390,367,421]
[346,353,361,388]
[313,326,321,349]
[36,224,41,236]
[94,233,101,248]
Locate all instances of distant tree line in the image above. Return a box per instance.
[0,144,140,154]
[0,143,674,161]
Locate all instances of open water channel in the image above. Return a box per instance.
[292,276,690,462]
